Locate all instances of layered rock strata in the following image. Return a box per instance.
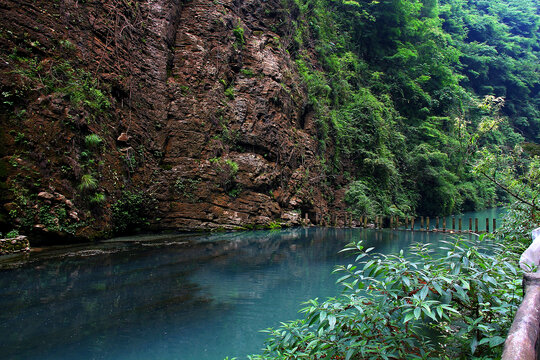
[0,0,342,240]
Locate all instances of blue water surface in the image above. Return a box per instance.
[0,208,505,360]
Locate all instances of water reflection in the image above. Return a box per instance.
[0,225,488,360]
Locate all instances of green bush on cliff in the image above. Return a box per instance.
[289,0,536,217]
[344,180,375,216]
[111,190,155,235]
[84,134,103,149]
[233,25,246,49]
[78,174,98,191]
[211,158,239,192]
[10,55,110,116]
[5,230,19,239]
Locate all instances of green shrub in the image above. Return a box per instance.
[212,158,239,191]
[233,25,245,48]
[498,201,540,243]
[224,159,239,174]
[240,68,255,77]
[84,134,103,149]
[246,236,522,359]
[90,193,106,204]
[344,180,374,216]
[111,190,155,234]
[79,174,98,191]
[59,39,76,51]
[267,221,282,230]
[5,229,19,238]
[174,177,200,202]
[224,86,235,100]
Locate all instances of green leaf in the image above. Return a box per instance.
[328,314,336,330]
[436,305,443,319]
[404,312,415,323]
[489,336,506,347]
[414,307,421,320]
[422,306,437,321]
[419,285,429,300]
[403,276,411,287]
[306,339,319,351]
[308,313,319,326]
[432,281,444,295]
[345,347,356,360]
[471,336,479,354]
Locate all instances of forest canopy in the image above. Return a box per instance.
[288,0,539,216]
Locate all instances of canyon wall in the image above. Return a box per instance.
[0,0,345,240]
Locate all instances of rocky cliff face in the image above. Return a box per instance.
[0,0,344,241]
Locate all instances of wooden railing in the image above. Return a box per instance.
[502,228,540,360]
[312,212,497,233]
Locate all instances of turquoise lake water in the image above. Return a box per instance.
[0,208,505,360]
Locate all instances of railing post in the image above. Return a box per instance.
[503,228,540,360]
[475,218,479,233]
[469,218,473,232]
[452,216,455,231]
[486,218,490,233]
[426,217,430,231]
[443,218,446,232]
[411,217,415,231]
[459,218,462,233]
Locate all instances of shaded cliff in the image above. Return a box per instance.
[0,0,341,241]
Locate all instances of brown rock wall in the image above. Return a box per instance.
[0,0,338,240]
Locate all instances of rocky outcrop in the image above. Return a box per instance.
[0,235,30,255]
[0,0,342,240]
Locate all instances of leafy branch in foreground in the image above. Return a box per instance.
[473,148,539,214]
[244,237,522,360]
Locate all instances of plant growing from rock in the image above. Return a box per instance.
[5,229,19,239]
[84,133,103,149]
[211,157,239,192]
[111,190,156,235]
[233,24,245,49]
[78,174,98,191]
[174,177,200,202]
[90,193,106,204]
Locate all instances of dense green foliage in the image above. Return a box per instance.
[287,0,538,216]
[236,149,539,359]
[236,126,539,360]
[474,144,540,240]
[111,190,155,235]
[441,0,540,140]
[224,2,540,358]
[237,197,538,359]
[241,237,523,359]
